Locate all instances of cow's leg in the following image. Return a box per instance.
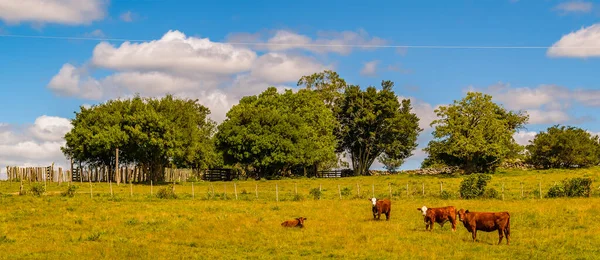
[504,227,510,245]
[385,209,390,220]
[472,230,477,242]
[497,229,504,245]
[449,216,457,232]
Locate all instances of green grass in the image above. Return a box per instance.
[0,167,599,259]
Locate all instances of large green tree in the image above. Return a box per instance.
[526,125,600,169]
[423,92,529,173]
[336,80,421,176]
[215,87,337,178]
[62,95,218,182]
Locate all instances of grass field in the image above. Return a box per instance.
[1,167,600,259]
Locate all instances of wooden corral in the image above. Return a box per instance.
[315,169,353,178]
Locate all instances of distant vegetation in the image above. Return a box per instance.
[60,70,600,179]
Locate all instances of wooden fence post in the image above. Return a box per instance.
[234,183,238,200]
[502,183,505,201]
[110,179,113,197]
[372,183,374,198]
[406,183,409,198]
[319,184,322,200]
[388,183,392,199]
[151,180,153,196]
[422,183,425,196]
[224,184,227,200]
[338,184,342,200]
[357,183,360,198]
[255,183,258,199]
[295,183,298,196]
[192,183,195,199]
[440,181,443,194]
[521,182,524,198]
[539,181,542,199]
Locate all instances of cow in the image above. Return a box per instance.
[457,209,510,245]
[281,217,307,228]
[417,205,457,231]
[370,198,391,220]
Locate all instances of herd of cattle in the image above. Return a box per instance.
[281,197,511,245]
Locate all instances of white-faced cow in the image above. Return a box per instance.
[370,197,391,220]
[417,205,457,231]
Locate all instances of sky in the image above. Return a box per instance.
[1,0,600,178]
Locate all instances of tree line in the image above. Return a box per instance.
[61,70,600,181]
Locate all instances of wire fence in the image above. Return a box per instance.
[1,177,598,201]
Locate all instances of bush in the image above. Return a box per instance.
[482,188,500,199]
[459,174,492,199]
[156,184,177,199]
[30,183,46,197]
[309,188,322,200]
[440,190,453,200]
[341,187,352,197]
[547,177,593,198]
[61,185,79,197]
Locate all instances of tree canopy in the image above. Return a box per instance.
[62,95,218,182]
[526,125,600,169]
[335,80,421,176]
[215,87,337,179]
[423,92,529,173]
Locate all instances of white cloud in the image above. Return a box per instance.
[513,131,537,146]
[48,30,332,124]
[468,82,600,125]
[0,0,107,25]
[0,116,72,179]
[120,11,135,22]
[250,53,330,84]
[360,60,379,77]
[92,30,257,76]
[553,1,593,14]
[547,23,600,58]
[228,29,388,55]
[398,96,440,131]
[84,29,106,38]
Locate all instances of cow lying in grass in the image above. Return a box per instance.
[370,198,391,220]
[457,209,510,245]
[417,205,457,231]
[281,217,307,228]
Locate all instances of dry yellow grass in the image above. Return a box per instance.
[0,167,599,259]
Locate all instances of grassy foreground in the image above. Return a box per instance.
[1,168,600,259]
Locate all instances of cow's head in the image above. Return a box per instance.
[370,197,377,207]
[296,217,307,225]
[457,209,468,221]
[417,206,428,216]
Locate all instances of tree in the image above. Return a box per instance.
[336,80,421,176]
[62,94,217,182]
[216,87,337,178]
[526,125,600,169]
[297,70,347,109]
[423,92,529,174]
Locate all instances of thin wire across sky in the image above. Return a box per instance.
[1,33,598,49]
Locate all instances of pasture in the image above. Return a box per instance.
[1,167,599,259]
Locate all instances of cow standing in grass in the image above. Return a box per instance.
[417,205,457,231]
[370,198,391,220]
[281,217,307,228]
[457,209,510,245]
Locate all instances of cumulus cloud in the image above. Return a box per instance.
[513,131,537,146]
[0,0,107,25]
[553,1,593,14]
[227,28,388,55]
[0,116,72,179]
[468,82,598,125]
[120,11,135,22]
[92,30,257,76]
[360,60,379,77]
[250,53,330,84]
[47,30,332,123]
[547,23,600,58]
[398,96,440,131]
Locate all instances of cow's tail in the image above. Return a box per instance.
[505,213,511,236]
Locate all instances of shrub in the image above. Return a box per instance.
[440,190,453,200]
[482,188,500,199]
[30,183,46,197]
[341,187,352,197]
[547,177,592,198]
[156,184,177,199]
[61,185,79,197]
[309,188,322,200]
[459,174,492,199]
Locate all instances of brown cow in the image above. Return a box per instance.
[417,205,457,231]
[370,198,391,220]
[457,209,510,245]
[281,217,307,228]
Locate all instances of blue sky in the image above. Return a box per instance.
[1,0,600,175]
